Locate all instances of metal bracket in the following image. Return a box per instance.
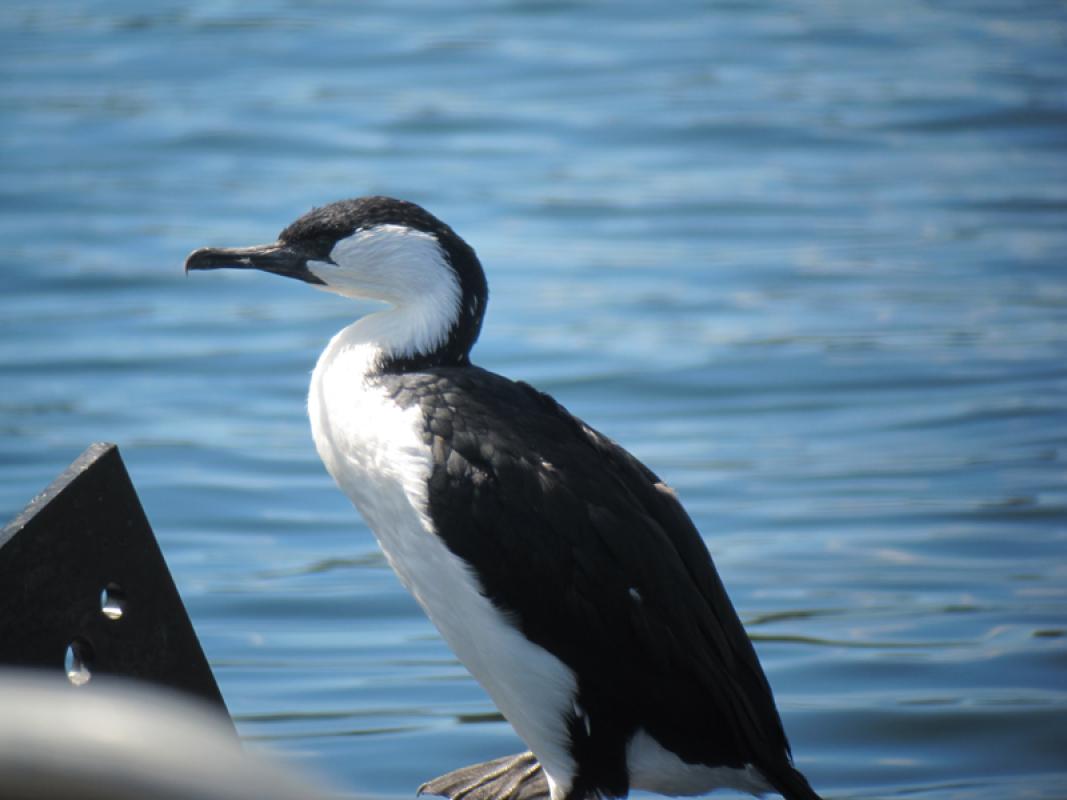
[0,443,229,715]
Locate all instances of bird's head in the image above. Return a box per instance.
[185,196,488,369]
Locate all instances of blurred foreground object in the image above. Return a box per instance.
[0,669,334,800]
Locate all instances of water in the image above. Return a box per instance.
[2,1,1066,797]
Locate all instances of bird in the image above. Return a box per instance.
[185,196,823,800]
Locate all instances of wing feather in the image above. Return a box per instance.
[403,368,796,781]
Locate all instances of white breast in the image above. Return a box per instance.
[307,323,579,800]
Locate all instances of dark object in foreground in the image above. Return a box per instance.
[419,751,549,800]
[0,442,227,713]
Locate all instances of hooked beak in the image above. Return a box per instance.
[184,242,326,285]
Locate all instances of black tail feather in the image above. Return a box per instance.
[418,751,549,800]
[767,764,823,800]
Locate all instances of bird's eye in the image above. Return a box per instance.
[301,237,340,264]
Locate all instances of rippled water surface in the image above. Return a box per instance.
[2,2,1066,798]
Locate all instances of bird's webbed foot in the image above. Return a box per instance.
[418,751,549,800]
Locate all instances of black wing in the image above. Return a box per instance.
[387,367,806,797]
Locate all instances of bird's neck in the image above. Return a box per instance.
[327,297,469,376]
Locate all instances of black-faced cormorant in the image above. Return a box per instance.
[186,196,822,800]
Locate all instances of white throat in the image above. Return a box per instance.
[306,224,461,361]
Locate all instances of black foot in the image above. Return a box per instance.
[418,751,549,800]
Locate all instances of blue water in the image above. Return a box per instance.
[2,2,1066,797]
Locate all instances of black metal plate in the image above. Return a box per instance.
[1,442,229,716]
